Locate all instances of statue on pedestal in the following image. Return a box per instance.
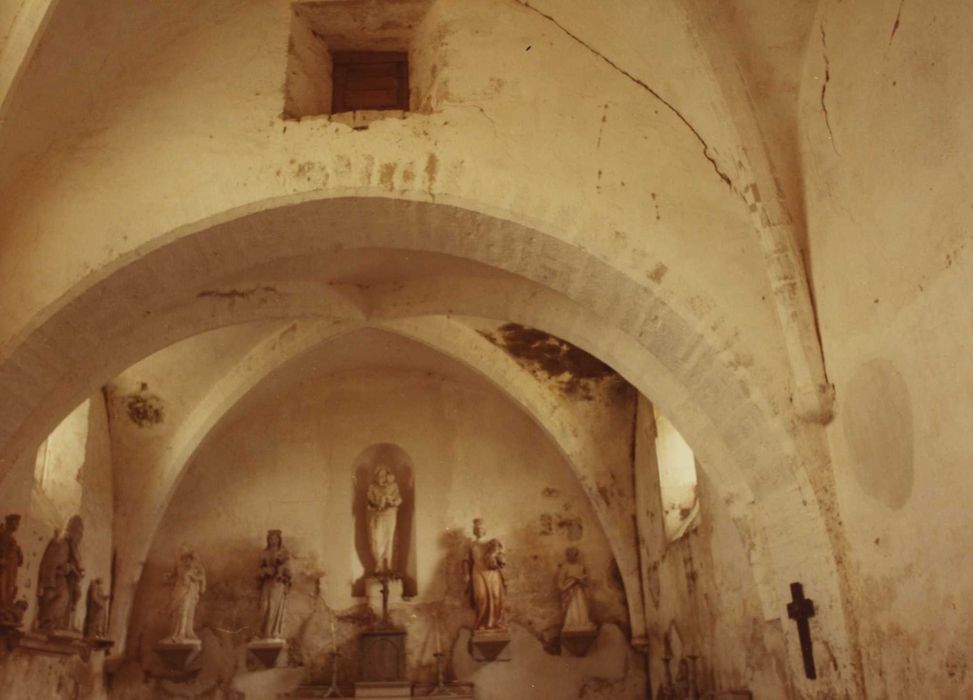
[84,578,109,639]
[36,515,85,633]
[0,513,26,628]
[558,547,595,632]
[367,467,402,574]
[557,546,598,657]
[164,551,206,643]
[257,530,291,640]
[465,518,506,631]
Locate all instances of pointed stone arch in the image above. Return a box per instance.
[109,316,649,650]
[0,193,850,688]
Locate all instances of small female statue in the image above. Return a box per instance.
[164,551,206,643]
[557,547,595,632]
[465,518,507,630]
[84,578,109,639]
[258,529,291,640]
[367,466,402,574]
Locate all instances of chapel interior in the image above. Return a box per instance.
[0,1,969,699]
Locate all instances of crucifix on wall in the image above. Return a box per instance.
[786,581,817,680]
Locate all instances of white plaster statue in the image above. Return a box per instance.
[36,515,85,633]
[367,466,402,574]
[558,546,596,632]
[258,529,291,640]
[84,577,109,639]
[164,551,206,643]
[465,518,506,631]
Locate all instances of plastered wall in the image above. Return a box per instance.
[802,1,973,696]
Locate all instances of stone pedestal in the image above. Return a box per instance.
[0,627,111,659]
[248,638,287,668]
[561,628,598,657]
[359,628,406,682]
[354,680,413,697]
[470,629,510,661]
[17,630,87,657]
[154,639,201,671]
[0,625,20,652]
[48,628,83,643]
[85,636,114,656]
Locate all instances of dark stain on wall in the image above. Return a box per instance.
[598,484,613,506]
[539,512,584,540]
[196,285,279,300]
[557,515,583,541]
[125,383,164,427]
[479,323,625,400]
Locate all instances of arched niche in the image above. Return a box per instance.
[351,443,417,598]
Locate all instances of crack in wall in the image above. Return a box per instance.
[196,286,279,300]
[596,103,609,150]
[889,0,906,45]
[440,100,498,135]
[517,1,737,193]
[595,104,609,194]
[819,26,839,156]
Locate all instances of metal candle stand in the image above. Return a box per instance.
[427,651,460,696]
[321,651,343,698]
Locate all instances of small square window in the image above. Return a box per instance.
[331,51,410,114]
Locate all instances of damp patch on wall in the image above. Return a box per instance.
[841,358,914,510]
[125,383,165,427]
[478,323,627,400]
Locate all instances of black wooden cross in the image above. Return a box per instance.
[787,582,817,679]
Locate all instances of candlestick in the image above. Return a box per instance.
[429,651,456,696]
[434,612,443,655]
[323,651,343,698]
[330,612,337,654]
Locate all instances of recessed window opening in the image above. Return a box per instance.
[33,399,90,523]
[283,0,431,121]
[654,406,700,542]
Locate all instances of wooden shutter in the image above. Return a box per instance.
[332,51,409,113]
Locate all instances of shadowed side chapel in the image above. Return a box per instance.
[0,1,970,699]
